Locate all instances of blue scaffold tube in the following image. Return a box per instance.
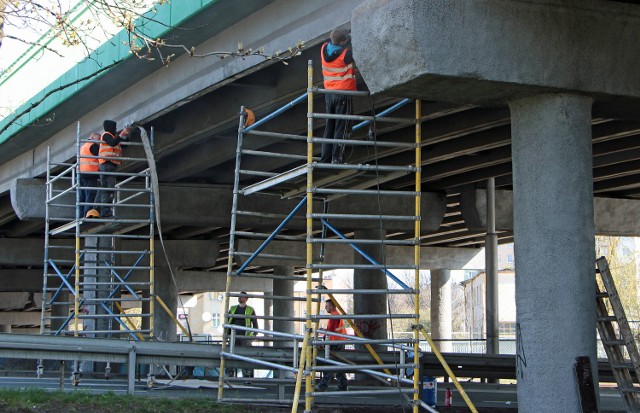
[321,219,411,290]
[244,93,309,132]
[236,197,308,275]
[351,98,412,132]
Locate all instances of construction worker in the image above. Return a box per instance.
[94,120,131,218]
[226,291,259,380]
[317,298,348,391]
[320,27,357,164]
[79,132,100,218]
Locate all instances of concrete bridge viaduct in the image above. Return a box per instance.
[2,1,640,411]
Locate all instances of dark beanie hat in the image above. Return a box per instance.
[103,120,117,135]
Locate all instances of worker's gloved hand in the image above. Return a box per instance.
[119,127,132,141]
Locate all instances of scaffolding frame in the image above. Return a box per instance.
[40,123,157,381]
[214,60,475,413]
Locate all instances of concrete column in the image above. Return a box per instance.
[155,268,178,342]
[50,290,68,334]
[263,294,272,334]
[272,266,295,347]
[353,229,388,342]
[95,244,113,337]
[430,269,452,353]
[83,236,113,337]
[0,325,12,333]
[509,94,596,413]
[141,297,151,337]
[485,178,499,355]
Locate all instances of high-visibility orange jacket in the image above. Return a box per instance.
[327,310,348,341]
[99,132,122,164]
[79,142,99,173]
[321,43,356,91]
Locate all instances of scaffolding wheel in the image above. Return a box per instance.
[146,374,156,389]
[71,371,81,387]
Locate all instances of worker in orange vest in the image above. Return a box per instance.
[79,132,101,218]
[317,298,349,391]
[94,120,131,218]
[319,27,357,164]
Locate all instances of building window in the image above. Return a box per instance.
[499,321,516,335]
[507,254,513,264]
[212,313,220,327]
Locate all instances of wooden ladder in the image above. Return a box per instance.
[595,256,640,412]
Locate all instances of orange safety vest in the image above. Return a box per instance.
[328,310,348,341]
[230,305,256,336]
[79,142,99,173]
[321,43,356,91]
[98,132,122,164]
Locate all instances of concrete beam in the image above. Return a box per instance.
[460,189,640,237]
[238,239,485,270]
[0,312,41,325]
[0,265,269,295]
[176,271,272,293]
[352,0,640,109]
[0,270,45,291]
[11,179,447,231]
[0,238,218,267]
[0,292,30,310]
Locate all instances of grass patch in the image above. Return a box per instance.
[0,389,247,413]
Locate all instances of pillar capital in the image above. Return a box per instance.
[353,0,640,115]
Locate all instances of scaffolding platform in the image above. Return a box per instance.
[242,161,416,199]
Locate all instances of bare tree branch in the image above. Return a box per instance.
[4,33,63,56]
[0,0,6,52]
[0,58,123,136]
[0,1,305,135]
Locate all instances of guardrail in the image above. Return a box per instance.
[0,333,623,395]
[0,333,223,394]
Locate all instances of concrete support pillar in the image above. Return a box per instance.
[272,266,295,347]
[141,297,151,336]
[83,236,112,337]
[50,290,68,334]
[353,229,388,342]
[96,244,113,337]
[509,94,596,413]
[485,178,499,355]
[263,293,272,334]
[155,268,178,342]
[430,269,452,353]
[0,325,12,333]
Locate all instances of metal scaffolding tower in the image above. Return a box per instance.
[41,123,156,347]
[217,60,428,412]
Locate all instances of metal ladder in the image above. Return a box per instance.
[40,122,156,381]
[595,256,640,412]
[217,60,423,411]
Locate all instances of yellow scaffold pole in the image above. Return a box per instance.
[303,59,315,413]
[412,99,422,413]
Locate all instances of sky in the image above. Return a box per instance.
[0,1,153,120]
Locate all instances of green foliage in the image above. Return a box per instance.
[0,389,248,413]
[596,236,640,321]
